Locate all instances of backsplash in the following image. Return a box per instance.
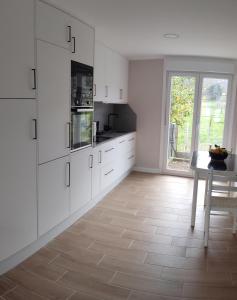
[94,102,137,132]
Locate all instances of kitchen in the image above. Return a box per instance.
[1,1,237,299]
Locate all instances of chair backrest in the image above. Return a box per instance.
[207,170,237,201]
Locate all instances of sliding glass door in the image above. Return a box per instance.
[164,72,232,175]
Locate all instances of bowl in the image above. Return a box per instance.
[209,151,228,161]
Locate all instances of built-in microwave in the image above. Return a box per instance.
[71,60,93,108]
[71,108,93,150]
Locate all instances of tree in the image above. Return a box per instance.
[170,76,194,127]
[206,83,223,101]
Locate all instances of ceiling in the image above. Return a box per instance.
[49,0,237,60]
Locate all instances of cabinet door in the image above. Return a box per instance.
[0,100,37,261]
[0,0,35,99]
[37,40,70,164]
[105,48,120,103]
[94,41,106,102]
[119,56,129,103]
[71,148,92,214]
[38,156,70,236]
[70,18,94,66]
[92,146,103,199]
[36,0,71,50]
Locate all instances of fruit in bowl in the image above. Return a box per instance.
[209,145,228,160]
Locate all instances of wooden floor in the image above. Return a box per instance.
[1,172,237,300]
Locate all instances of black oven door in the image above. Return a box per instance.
[71,60,93,108]
[71,109,93,150]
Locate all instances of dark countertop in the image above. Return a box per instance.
[93,131,136,147]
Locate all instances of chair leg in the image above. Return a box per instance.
[204,178,208,207]
[232,212,237,235]
[204,207,210,247]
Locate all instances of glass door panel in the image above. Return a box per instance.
[167,75,197,172]
[198,77,229,150]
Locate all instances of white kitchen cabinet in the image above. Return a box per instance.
[94,41,129,104]
[92,146,103,198]
[94,42,106,102]
[70,17,94,66]
[36,1,71,50]
[71,147,93,214]
[37,40,70,164]
[0,0,35,99]
[38,156,70,236]
[0,100,37,261]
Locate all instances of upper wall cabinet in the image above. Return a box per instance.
[69,18,94,66]
[0,0,35,99]
[36,1,71,50]
[94,41,128,104]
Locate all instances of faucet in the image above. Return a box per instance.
[105,113,119,131]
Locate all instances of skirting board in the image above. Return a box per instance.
[133,166,161,174]
[0,169,131,275]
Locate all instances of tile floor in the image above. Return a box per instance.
[1,172,237,299]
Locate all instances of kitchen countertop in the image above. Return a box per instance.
[93,131,136,147]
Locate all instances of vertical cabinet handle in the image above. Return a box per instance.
[120,89,123,100]
[67,122,71,149]
[67,26,72,42]
[105,85,108,98]
[99,150,102,163]
[66,162,70,187]
[94,84,96,97]
[72,37,76,53]
[89,155,93,168]
[32,119,37,140]
[32,68,36,90]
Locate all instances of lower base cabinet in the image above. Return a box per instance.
[38,156,70,236]
[71,147,93,214]
[0,100,37,261]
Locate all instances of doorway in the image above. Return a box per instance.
[163,72,232,176]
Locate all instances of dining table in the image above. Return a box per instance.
[190,150,237,227]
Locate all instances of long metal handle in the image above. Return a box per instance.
[119,140,126,144]
[66,162,71,187]
[32,119,37,140]
[105,85,108,97]
[128,137,135,142]
[72,37,76,53]
[32,68,36,90]
[67,26,72,42]
[128,155,135,160]
[105,169,114,176]
[67,122,71,149]
[105,147,114,153]
[89,154,93,168]
[94,84,96,97]
[120,89,123,100]
[99,150,102,163]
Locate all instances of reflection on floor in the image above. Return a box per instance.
[1,172,237,300]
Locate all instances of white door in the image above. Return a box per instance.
[71,147,92,214]
[94,41,106,102]
[0,100,37,261]
[37,40,70,164]
[36,0,71,50]
[105,47,117,103]
[38,156,70,236]
[0,0,35,99]
[163,72,232,176]
[92,146,103,199]
[70,17,94,66]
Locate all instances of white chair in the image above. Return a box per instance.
[204,170,237,247]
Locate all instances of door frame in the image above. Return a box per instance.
[161,71,233,177]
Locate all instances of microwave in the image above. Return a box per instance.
[71,108,93,150]
[71,60,93,108]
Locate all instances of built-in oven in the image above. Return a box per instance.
[71,60,93,108]
[71,108,93,150]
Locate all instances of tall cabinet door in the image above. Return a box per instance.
[94,41,106,102]
[38,156,70,236]
[37,40,70,164]
[0,0,35,99]
[0,100,37,261]
[71,148,92,214]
